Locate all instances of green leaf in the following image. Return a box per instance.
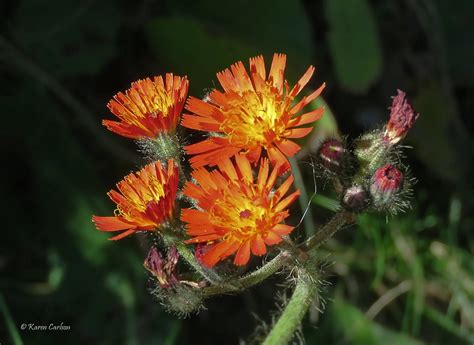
[331,298,424,345]
[325,0,382,93]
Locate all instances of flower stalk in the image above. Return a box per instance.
[262,270,318,345]
[304,209,355,251]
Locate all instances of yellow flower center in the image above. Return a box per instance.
[209,184,274,243]
[122,81,174,129]
[219,86,288,148]
[115,174,165,220]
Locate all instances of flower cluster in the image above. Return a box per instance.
[92,52,420,330]
[93,53,325,270]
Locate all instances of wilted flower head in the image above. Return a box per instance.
[103,74,189,139]
[92,160,179,240]
[182,53,325,172]
[181,154,300,267]
[370,164,403,205]
[383,90,419,145]
[144,246,179,288]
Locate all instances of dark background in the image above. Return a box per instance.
[1,0,473,344]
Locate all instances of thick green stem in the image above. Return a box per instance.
[262,273,318,345]
[303,209,355,251]
[201,251,291,296]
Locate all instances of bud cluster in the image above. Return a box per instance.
[316,90,418,214]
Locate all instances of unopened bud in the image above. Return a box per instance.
[144,246,179,288]
[370,164,403,205]
[342,185,369,212]
[318,139,345,173]
[383,90,419,145]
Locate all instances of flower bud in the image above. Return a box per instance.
[370,164,403,206]
[342,185,369,212]
[318,139,345,173]
[383,90,419,145]
[144,246,179,288]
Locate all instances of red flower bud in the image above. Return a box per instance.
[383,90,419,145]
[144,246,179,288]
[318,139,345,173]
[370,164,403,205]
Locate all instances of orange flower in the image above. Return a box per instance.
[181,154,300,267]
[182,53,325,171]
[92,160,179,240]
[103,74,188,139]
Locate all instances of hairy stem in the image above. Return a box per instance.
[162,234,222,284]
[303,209,355,251]
[201,251,291,297]
[262,272,317,345]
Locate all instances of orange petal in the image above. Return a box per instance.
[102,120,149,139]
[217,158,238,181]
[230,61,253,93]
[249,55,266,81]
[181,114,221,132]
[275,139,301,157]
[263,231,283,245]
[289,107,325,127]
[201,241,235,267]
[289,65,315,98]
[251,235,267,256]
[185,97,217,118]
[92,216,132,231]
[274,190,301,213]
[268,146,290,173]
[246,145,262,163]
[273,175,295,203]
[234,241,251,266]
[256,158,270,191]
[289,83,326,116]
[181,209,209,224]
[108,229,136,241]
[285,127,313,139]
[188,146,241,168]
[268,53,286,92]
[235,153,253,183]
[271,224,294,236]
[185,138,225,155]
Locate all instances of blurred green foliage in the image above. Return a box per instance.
[1,0,473,344]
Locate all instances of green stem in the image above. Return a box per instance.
[202,251,291,297]
[262,272,317,345]
[303,209,354,251]
[0,292,24,345]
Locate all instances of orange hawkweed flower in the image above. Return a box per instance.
[92,160,179,240]
[181,154,300,267]
[103,74,188,139]
[182,53,325,171]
